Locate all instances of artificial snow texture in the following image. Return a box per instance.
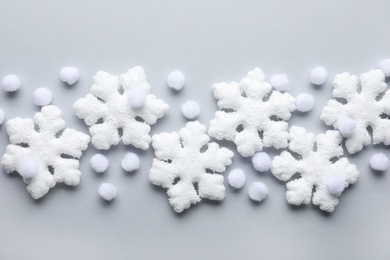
[60,67,79,85]
[33,88,52,106]
[295,93,315,112]
[2,74,20,92]
[149,121,234,213]
[90,154,109,173]
[370,153,389,171]
[98,183,117,201]
[227,168,246,189]
[1,106,90,199]
[252,152,271,172]
[181,100,200,120]
[270,74,290,92]
[0,108,5,125]
[271,126,359,212]
[73,66,169,150]
[209,68,296,157]
[321,69,390,154]
[310,66,328,85]
[121,152,140,172]
[379,59,390,77]
[248,182,268,202]
[167,70,185,91]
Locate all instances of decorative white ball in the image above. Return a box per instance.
[1,74,21,92]
[0,108,5,125]
[121,152,140,172]
[181,100,200,119]
[60,67,79,85]
[33,87,52,106]
[167,70,185,91]
[90,153,109,173]
[379,59,390,77]
[252,152,271,172]
[227,168,246,189]
[128,87,147,109]
[295,93,315,112]
[310,66,328,85]
[270,74,290,92]
[337,116,356,137]
[326,174,345,197]
[18,157,38,179]
[370,153,389,171]
[248,182,269,202]
[98,183,117,201]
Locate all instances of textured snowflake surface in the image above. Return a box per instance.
[271,126,359,212]
[209,68,296,157]
[321,69,390,154]
[73,66,169,150]
[149,121,234,213]
[1,106,90,199]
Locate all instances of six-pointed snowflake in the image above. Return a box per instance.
[149,121,234,213]
[1,106,90,199]
[209,68,296,157]
[271,126,359,212]
[321,69,390,154]
[73,66,169,150]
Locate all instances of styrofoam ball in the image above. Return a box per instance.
[33,87,52,106]
[227,168,246,189]
[370,153,389,171]
[270,74,290,92]
[326,174,345,197]
[128,87,147,109]
[121,152,140,172]
[295,93,315,112]
[379,59,390,77]
[252,152,271,172]
[1,74,21,92]
[90,153,109,173]
[167,70,185,91]
[18,157,38,179]
[310,66,328,85]
[181,100,200,119]
[60,67,79,85]
[337,116,356,137]
[248,182,268,202]
[98,183,117,201]
[0,108,5,125]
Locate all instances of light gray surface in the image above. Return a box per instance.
[0,1,390,259]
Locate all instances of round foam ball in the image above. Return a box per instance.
[248,182,269,202]
[90,153,109,173]
[60,67,79,85]
[337,116,356,137]
[370,153,389,171]
[227,168,246,189]
[379,59,390,77]
[270,74,290,92]
[296,93,315,112]
[121,152,140,172]
[18,157,38,179]
[252,152,271,172]
[128,87,147,109]
[0,108,5,125]
[326,174,345,197]
[310,66,328,85]
[33,87,52,106]
[2,74,21,92]
[181,100,200,120]
[167,70,185,91]
[98,183,117,201]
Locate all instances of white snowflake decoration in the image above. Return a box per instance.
[1,106,90,199]
[149,121,234,213]
[321,69,390,154]
[271,126,359,212]
[209,68,296,157]
[73,66,169,150]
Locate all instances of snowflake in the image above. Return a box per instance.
[149,121,234,213]
[73,66,169,150]
[208,68,296,157]
[1,106,90,199]
[271,126,359,212]
[321,69,390,154]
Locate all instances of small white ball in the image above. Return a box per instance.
[167,70,185,91]
[270,74,290,92]
[252,152,271,172]
[98,183,117,201]
[227,168,246,189]
[370,153,389,171]
[0,108,5,125]
[1,74,21,92]
[337,116,356,137]
[295,93,315,112]
[60,67,79,85]
[326,174,345,197]
[128,87,147,109]
[310,66,328,85]
[181,100,200,119]
[379,59,390,77]
[121,152,140,172]
[18,157,38,179]
[33,87,52,106]
[90,153,109,173]
[248,182,269,202]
